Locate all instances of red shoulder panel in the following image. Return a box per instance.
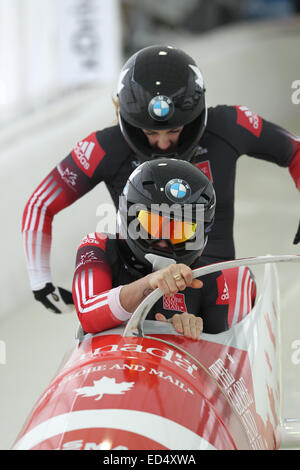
[72,133,106,178]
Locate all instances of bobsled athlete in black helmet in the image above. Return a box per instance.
[23,44,300,315]
[117,45,207,162]
[116,158,215,271]
[72,158,234,339]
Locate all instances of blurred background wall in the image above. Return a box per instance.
[1,0,299,127]
[0,0,122,126]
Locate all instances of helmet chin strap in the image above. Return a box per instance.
[145,253,176,272]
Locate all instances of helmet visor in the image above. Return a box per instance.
[137,210,197,245]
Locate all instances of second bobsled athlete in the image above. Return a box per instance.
[22,44,300,313]
[72,158,255,339]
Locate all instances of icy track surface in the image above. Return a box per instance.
[0,18,300,449]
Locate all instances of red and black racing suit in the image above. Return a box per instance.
[22,105,300,292]
[72,233,237,334]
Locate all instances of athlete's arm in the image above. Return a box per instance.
[72,234,203,334]
[22,132,106,312]
[120,263,203,312]
[209,105,297,167]
[72,233,132,333]
[210,105,300,244]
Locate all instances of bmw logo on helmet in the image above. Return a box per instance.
[165,179,191,203]
[148,95,174,121]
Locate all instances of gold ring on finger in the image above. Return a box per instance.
[173,273,182,282]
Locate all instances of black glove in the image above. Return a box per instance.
[293,219,300,244]
[33,282,74,314]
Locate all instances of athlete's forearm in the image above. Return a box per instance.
[119,263,202,313]
[119,275,154,313]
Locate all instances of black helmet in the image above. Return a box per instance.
[117,158,215,271]
[117,45,207,162]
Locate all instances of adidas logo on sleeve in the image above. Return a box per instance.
[235,105,262,138]
[72,133,106,177]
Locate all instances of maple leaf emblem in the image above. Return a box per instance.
[61,167,78,186]
[79,250,98,265]
[75,376,135,401]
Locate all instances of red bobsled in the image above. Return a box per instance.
[14,255,299,450]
